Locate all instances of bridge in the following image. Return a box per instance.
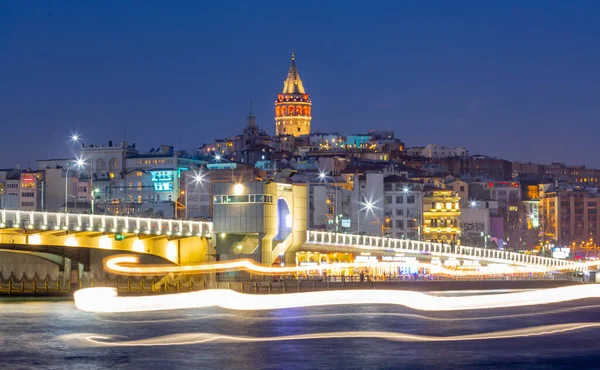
[304,230,586,271]
[0,210,213,266]
[0,210,587,273]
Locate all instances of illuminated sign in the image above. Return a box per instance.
[151,171,173,192]
[21,175,37,189]
[552,247,570,259]
[154,182,173,191]
[341,219,351,228]
[151,171,173,182]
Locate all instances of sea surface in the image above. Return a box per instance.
[1,290,600,369]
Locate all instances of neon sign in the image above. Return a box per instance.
[151,171,174,192]
[151,171,173,182]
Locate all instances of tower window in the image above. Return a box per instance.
[297,127,301,132]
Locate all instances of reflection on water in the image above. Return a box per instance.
[1,293,600,369]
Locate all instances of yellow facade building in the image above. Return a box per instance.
[275,52,312,136]
[423,188,461,244]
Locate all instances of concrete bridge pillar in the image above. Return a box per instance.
[63,258,71,287]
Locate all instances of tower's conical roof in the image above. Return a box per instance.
[282,51,306,94]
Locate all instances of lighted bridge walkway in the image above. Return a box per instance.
[0,210,213,265]
[305,230,586,271]
[0,210,213,237]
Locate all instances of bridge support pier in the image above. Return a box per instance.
[63,258,71,288]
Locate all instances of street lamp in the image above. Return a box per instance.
[65,158,85,213]
[214,154,234,182]
[184,171,206,219]
[358,198,375,234]
[69,133,95,214]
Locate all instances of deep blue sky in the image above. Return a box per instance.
[2,1,600,168]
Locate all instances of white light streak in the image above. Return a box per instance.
[74,285,600,314]
[60,322,600,347]
[103,255,491,277]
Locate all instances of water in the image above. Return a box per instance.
[1,293,600,369]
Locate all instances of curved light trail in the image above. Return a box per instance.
[94,304,600,325]
[74,285,600,313]
[104,255,533,277]
[59,322,600,347]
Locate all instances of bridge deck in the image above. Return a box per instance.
[0,210,213,237]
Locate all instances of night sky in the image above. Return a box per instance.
[2,1,600,168]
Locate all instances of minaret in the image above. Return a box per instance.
[275,51,312,136]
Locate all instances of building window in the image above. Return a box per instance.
[396,220,404,229]
[21,201,34,207]
[396,209,403,216]
[21,192,34,198]
[396,195,403,204]
[407,196,415,204]
[384,196,393,204]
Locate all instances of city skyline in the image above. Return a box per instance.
[2,1,600,168]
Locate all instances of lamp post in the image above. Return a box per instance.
[65,158,84,213]
[358,198,374,234]
[184,171,206,220]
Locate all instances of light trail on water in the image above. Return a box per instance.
[94,304,600,325]
[59,322,600,347]
[74,285,600,313]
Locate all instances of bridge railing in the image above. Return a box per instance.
[0,210,213,237]
[305,230,585,270]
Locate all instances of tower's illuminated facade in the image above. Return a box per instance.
[275,52,312,136]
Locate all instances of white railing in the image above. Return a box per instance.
[305,230,585,270]
[0,210,213,237]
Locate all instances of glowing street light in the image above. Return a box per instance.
[184,171,206,219]
[357,198,377,234]
[233,183,244,195]
[65,157,85,213]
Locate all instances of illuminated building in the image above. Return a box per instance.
[539,189,600,254]
[423,188,461,244]
[407,144,468,158]
[37,142,204,217]
[350,172,423,238]
[470,181,521,249]
[275,52,312,136]
[308,182,352,232]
